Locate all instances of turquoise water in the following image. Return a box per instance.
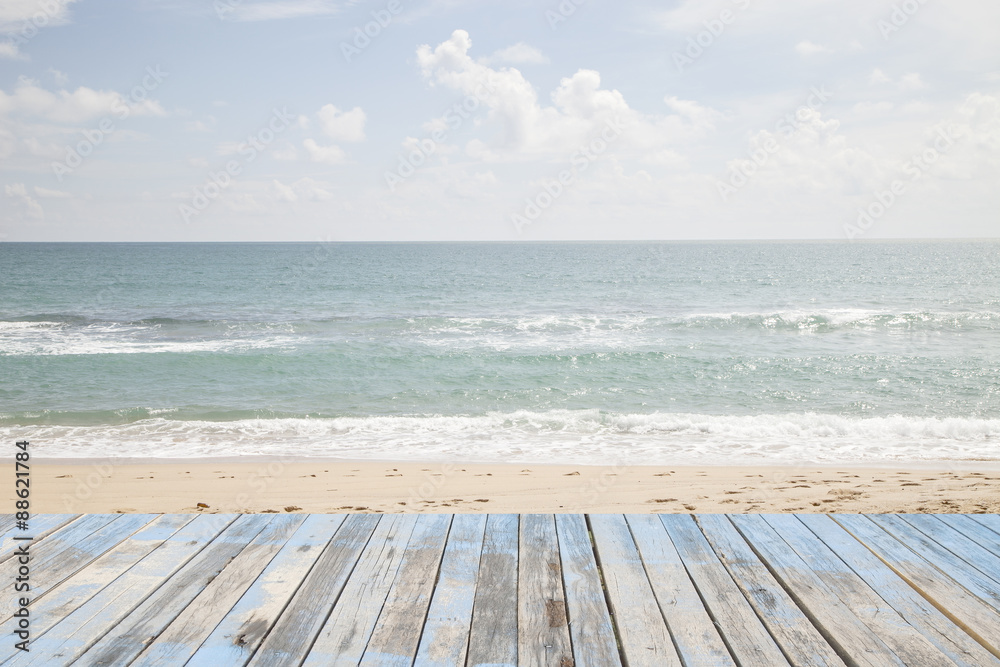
[1,241,998,463]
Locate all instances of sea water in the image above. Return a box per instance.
[1,241,998,464]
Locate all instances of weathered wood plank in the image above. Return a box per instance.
[466,514,520,667]
[1,514,114,572]
[695,514,846,667]
[833,514,1000,658]
[867,514,1000,612]
[900,514,1000,585]
[799,514,1000,667]
[247,513,381,667]
[2,514,155,622]
[7,515,195,640]
[0,514,78,563]
[413,514,487,667]
[301,514,418,666]
[7,513,244,666]
[555,513,622,667]
[728,514,905,667]
[589,514,680,667]
[937,514,1000,560]
[185,514,347,667]
[759,514,959,666]
[969,513,1000,539]
[517,514,573,667]
[360,514,452,666]
[649,514,776,666]
[627,514,737,667]
[130,514,307,665]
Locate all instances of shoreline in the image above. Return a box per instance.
[10,460,1000,515]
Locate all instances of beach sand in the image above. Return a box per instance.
[13,459,1000,515]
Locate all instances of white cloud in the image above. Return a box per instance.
[303,138,347,164]
[271,144,298,161]
[220,0,343,22]
[899,73,927,92]
[0,0,77,32]
[4,183,44,219]
[316,104,365,142]
[481,43,549,66]
[0,79,166,124]
[795,40,830,56]
[870,69,892,86]
[415,30,724,165]
[33,185,70,198]
[272,179,298,202]
[0,41,24,60]
[46,68,68,86]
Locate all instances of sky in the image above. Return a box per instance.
[0,0,998,241]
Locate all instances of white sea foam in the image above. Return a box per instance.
[10,411,1000,465]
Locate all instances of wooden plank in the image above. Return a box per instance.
[695,514,846,667]
[900,514,1000,584]
[8,515,195,639]
[969,513,1000,539]
[589,514,680,667]
[937,514,1000,559]
[759,514,959,666]
[360,514,453,666]
[833,514,1000,659]
[0,514,15,535]
[800,514,1000,667]
[185,514,347,667]
[6,513,244,666]
[0,514,78,563]
[728,514,904,667]
[2,514,155,622]
[1,514,115,570]
[867,514,1000,612]
[653,514,781,667]
[555,513,621,667]
[465,514,519,667]
[517,514,573,667]
[413,514,487,667]
[130,514,307,665]
[301,514,419,666]
[247,513,381,667]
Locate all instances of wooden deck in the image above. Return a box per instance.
[3,514,1000,666]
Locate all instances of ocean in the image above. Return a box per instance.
[2,240,998,465]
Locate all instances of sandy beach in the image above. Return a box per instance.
[14,459,1000,515]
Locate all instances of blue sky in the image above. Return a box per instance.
[1,0,998,241]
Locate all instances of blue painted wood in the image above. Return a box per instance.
[466,514,520,667]
[760,514,957,666]
[0,514,78,563]
[868,514,1000,613]
[728,515,904,667]
[301,514,419,666]
[32,514,254,667]
[10,515,195,641]
[516,513,573,667]
[247,513,381,667]
[693,514,847,667]
[131,514,308,666]
[833,514,1000,657]
[799,514,1000,667]
[938,514,1000,559]
[901,514,1000,585]
[361,514,453,666]
[414,514,487,667]
[185,514,347,667]
[555,513,621,667]
[589,514,680,667]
